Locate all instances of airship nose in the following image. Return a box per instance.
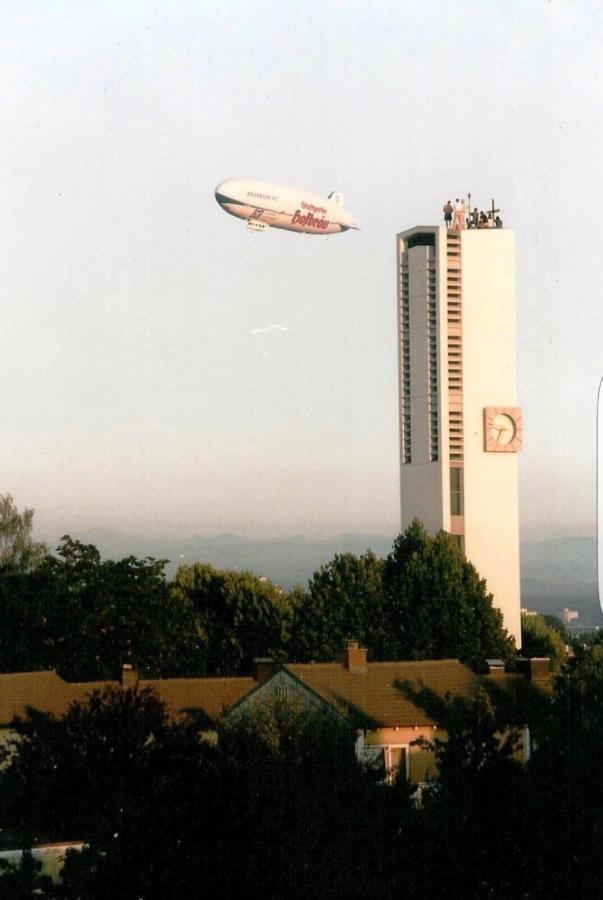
[215,181,230,206]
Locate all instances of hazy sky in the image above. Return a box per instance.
[1,0,602,543]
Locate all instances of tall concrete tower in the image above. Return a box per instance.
[396,225,522,644]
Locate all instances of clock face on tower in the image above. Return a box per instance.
[484,407,523,452]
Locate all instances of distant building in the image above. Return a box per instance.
[562,608,579,624]
[566,623,601,638]
[396,224,522,643]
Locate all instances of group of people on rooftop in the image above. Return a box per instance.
[442,199,503,230]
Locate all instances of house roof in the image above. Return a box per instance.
[142,676,256,723]
[0,670,255,727]
[0,659,528,730]
[0,671,114,726]
[283,659,524,728]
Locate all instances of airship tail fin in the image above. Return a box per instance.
[328,191,343,206]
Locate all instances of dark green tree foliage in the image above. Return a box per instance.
[0,537,203,679]
[523,644,603,897]
[520,612,567,671]
[0,496,51,673]
[0,686,173,845]
[409,687,527,897]
[0,686,228,898]
[291,521,514,667]
[45,538,204,680]
[0,565,56,674]
[0,850,54,899]
[216,698,414,898]
[382,521,515,666]
[289,550,385,661]
[405,646,603,899]
[542,614,570,643]
[0,687,413,899]
[171,562,291,675]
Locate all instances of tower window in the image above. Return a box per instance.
[449,534,465,553]
[407,233,435,249]
[450,467,463,515]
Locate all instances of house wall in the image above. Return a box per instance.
[0,844,83,884]
[226,669,347,726]
[364,726,442,783]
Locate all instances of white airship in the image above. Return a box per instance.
[215,178,358,234]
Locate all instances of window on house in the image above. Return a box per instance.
[363,744,408,783]
[274,685,290,702]
[364,745,387,780]
[387,745,407,782]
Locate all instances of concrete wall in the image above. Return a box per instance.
[365,726,440,783]
[399,234,444,533]
[460,229,521,643]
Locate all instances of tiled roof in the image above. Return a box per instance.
[0,660,525,730]
[0,670,255,727]
[142,676,255,722]
[284,659,523,727]
[0,671,113,726]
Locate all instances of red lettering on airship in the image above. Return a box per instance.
[292,209,330,229]
[301,201,327,214]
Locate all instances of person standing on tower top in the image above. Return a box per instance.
[452,198,466,230]
[443,200,453,227]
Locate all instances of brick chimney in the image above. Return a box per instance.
[516,657,553,692]
[121,663,138,688]
[486,658,506,677]
[253,658,275,683]
[528,658,553,691]
[345,640,367,674]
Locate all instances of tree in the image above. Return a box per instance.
[404,684,527,898]
[291,522,514,667]
[171,562,291,675]
[0,536,205,678]
[382,521,515,667]
[523,643,603,897]
[0,850,54,899]
[289,551,385,661]
[0,494,47,572]
[0,685,172,845]
[0,685,415,898]
[542,614,570,642]
[46,537,205,680]
[216,697,414,898]
[0,685,228,898]
[0,563,56,673]
[520,612,567,671]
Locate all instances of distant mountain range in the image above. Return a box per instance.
[45,529,397,590]
[43,529,602,626]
